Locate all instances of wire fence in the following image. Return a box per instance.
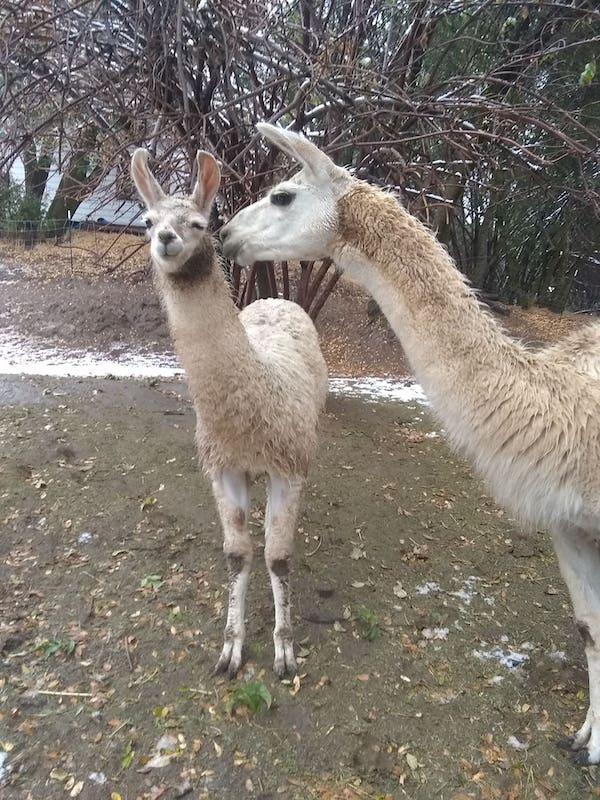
[0,217,144,248]
[0,218,65,247]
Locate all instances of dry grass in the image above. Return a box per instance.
[505,305,585,344]
[0,230,148,280]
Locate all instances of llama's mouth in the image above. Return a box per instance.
[222,239,248,265]
[152,243,183,262]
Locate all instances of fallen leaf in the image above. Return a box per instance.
[393,582,408,599]
[406,752,418,771]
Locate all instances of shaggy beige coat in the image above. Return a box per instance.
[131,147,327,681]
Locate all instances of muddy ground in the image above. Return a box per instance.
[1,237,599,799]
[1,375,598,800]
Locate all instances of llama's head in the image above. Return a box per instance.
[220,123,352,265]
[131,148,220,275]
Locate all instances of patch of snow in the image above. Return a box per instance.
[0,329,182,378]
[549,649,567,664]
[329,377,428,404]
[473,646,529,669]
[0,263,18,284]
[449,576,481,605]
[0,751,8,782]
[421,626,449,640]
[0,329,431,409]
[507,735,529,750]
[78,531,95,544]
[89,772,107,785]
[450,588,474,604]
[415,581,441,595]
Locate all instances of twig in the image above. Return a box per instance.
[105,240,147,274]
[109,720,130,738]
[34,689,93,697]
[123,636,134,671]
[305,536,322,557]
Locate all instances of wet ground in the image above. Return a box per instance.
[1,244,598,798]
[1,373,598,799]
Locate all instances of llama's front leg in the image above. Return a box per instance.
[553,526,600,764]
[212,469,251,678]
[265,474,303,679]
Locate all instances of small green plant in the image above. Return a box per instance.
[0,181,22,219]
[356,606,381,641]
[121,739,135,769]
[14,192,44,222]
[38,639,61,657]
[225,681,272,716]
[63,639,76,656]
[140,574,163,589]
[36,638,76,657]
[140,495,156,512]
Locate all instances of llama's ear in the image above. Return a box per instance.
[131,148,165,208]
[192,150,221,214]
[257,122,344,183]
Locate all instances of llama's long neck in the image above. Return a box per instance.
[333,184,531,445]
[155,240,263,410]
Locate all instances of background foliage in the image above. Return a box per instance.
[0,0,598,313]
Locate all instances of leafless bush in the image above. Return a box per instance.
[1,0,598,312]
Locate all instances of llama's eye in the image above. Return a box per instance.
[190,221,205,230]
[145,218,153,229]
[270,191,294,207]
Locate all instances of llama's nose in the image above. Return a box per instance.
[158,230,175,244]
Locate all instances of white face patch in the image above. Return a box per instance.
[221,164,351,266]
[146,204,210,272]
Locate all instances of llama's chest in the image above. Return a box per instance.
[192,396,317,478]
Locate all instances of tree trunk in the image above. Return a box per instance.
[45,125,101,239]
[22,137,52,208]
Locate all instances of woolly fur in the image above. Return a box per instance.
[333,182,600,533]
[157,256,328,479]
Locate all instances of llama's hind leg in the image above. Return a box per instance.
[265,474,303,679]
[212,469,252,678]
[552,526,600,764]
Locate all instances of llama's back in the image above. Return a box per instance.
[241,298,328,409]
[208,297,328,477]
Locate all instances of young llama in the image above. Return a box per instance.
[220,124,600,764]
[131,147,327,678]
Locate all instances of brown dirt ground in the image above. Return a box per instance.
[1,234,599,800]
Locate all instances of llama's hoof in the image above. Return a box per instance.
[214,640,243,678]
[557,735,575,750]
[273,637,297,679]
[273,657,297,680]
[557,732,600,765]
[573,749,592,766]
